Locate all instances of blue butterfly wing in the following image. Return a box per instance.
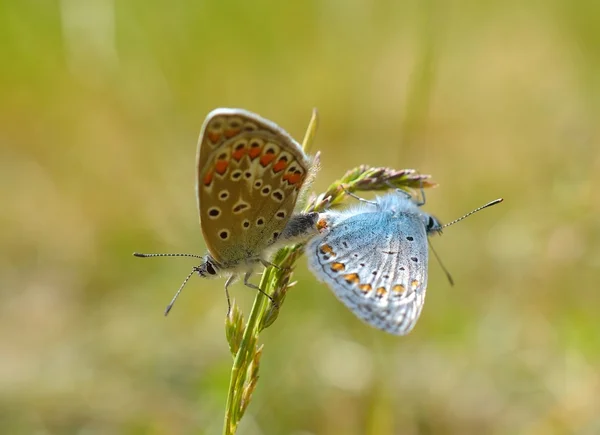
[307,209,429,335]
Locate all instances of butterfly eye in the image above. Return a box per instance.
[427,216,436,230]
[426,215,442,234]
[205,261,217,275]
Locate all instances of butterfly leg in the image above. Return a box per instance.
[259,258,279,269]
[384,179,426,205]
[224,274,236,315]
[411,176,427,206]
[243,257,281,271]
[260,258,295,276]
[341,185,378,206]
[259,258,292,272]
[243,272,278,307]
[416,182,427,206]
[383,181,415,202]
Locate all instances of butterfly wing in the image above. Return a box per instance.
[307,210,429,335]
[197,109,312,267]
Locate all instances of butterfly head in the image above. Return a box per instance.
[194,254,221,278]
[423,213,443,236]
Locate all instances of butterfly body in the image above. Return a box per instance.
[307,192,441,335]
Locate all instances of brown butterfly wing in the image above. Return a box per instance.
[196,109,311,268]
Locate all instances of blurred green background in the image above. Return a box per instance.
[2,0,599,434]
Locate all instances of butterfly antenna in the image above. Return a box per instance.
[133,252,204,316]
[133,252,204,259]
[428,239,454,286]
[164,268,197,316]
[442,198,504,229]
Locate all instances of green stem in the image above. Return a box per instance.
[222,109,319,435]
[223,270,272,435]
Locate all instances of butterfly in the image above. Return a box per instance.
[135,108,323,314]
[306,189,502,335]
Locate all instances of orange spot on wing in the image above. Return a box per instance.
[203,170,214,186]
[316,218,328,232]
[207,131,221,143]
[232,147,247,161]
[272,158,288,173]
[319,244,335,256]
[224,128,240,138]
[259,153,276,167]
[284,171,304,186]
[344,273,360,284]
[215,160,229,175]
[359,284,372,293]
[392,284,405,293]
[248,145,262,159]
[376,287,387,297]
[411,279,419,290]
[330,262,345,272]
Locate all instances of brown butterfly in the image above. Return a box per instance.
[135,108,323,314]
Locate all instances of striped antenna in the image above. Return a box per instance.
[133,252,203,315]
[442,198,503,229]
[163,268,197,316]
[430,198,503,285]
[133,252,203,259]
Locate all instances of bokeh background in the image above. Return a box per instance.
[2,1,599,434]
